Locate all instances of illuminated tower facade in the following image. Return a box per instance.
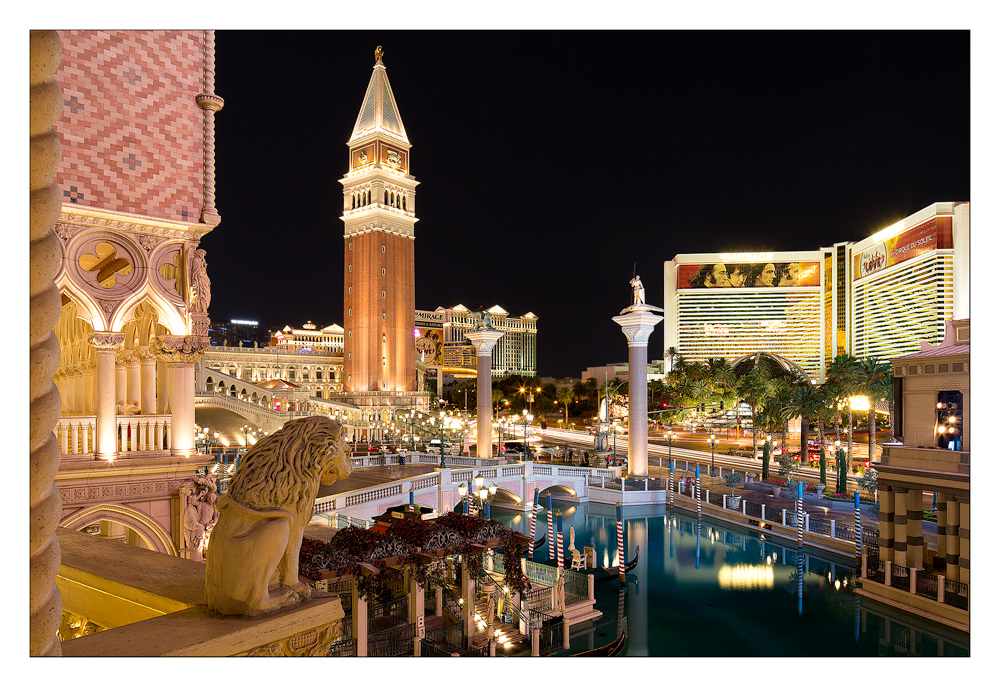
[341,47,418,392]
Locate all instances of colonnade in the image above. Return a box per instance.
[877,485,969,584]
[56,332,204,459]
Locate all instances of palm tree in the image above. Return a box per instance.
[736,366,779,461]
[705,357,738,432]
[665,346,681,375]
[827,354,861,465]
[556,386,575,425]
[853,357,892,463]
[781,382,822,464]
[492,388,503,414]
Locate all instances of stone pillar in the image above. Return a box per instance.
[90,333,125,459]
[905,488,924,569]
[352,575,368,657]
[878,486,894,564]
[157,359,169,413]
[137,347,157,415]
[65,366,77,414]
[945,495,960,580]
[893,488,908,567]
[611,306,663,478]
[958,499,970,585]
[125,351,141,408]
[151,335,208,457]
[465,329,504,459]
[461,560,475,647]
[933,499,947,568]
[82,362,95,414]
[115,351,128,407]
[30,28,64,656]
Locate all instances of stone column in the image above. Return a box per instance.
[90,333,124,460]
[157,358,169,413]
[893,488,908,568]
[878,486,894,564]
[958,499,970,585]
[196,30,224,226]
[65,366,77,414]
[151,336,208,457]
[461,560,475,647]
[905,488,924,569]
[82,361,95,414]
[137,347,157,415]
[115,350,128,407]
[465,329,504,459]
[933,499,947,568]
[945,495,960,580]
[29,28,64,656]
[611,306,663,478]
[409,573,425,648]
[125,351,141,408]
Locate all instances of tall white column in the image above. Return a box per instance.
[138,347,157,415]
[466,328,504,459]
[90,333,124,459]
[612,306,663,478]
[115,351,127,407]
[125,351,141,407]
[65,366,77,414]
[82,362,95,414]
[151,335,207,457]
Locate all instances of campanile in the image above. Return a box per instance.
[341,46,418,392]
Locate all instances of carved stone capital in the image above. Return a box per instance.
[465,330,504,356]
[134,345,156,362]
[196,93,225,112]
[88,332,125,352]
[612,311,664,347]
[150,334,210,363]
[190,314,211,337]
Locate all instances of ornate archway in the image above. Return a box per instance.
[61,504,178,556]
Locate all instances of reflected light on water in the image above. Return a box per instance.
[718,564,775,590]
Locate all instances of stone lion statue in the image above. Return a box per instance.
[205,416,352,616]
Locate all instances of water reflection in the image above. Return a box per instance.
[495,499,968,656]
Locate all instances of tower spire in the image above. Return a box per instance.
[350,45,408,145]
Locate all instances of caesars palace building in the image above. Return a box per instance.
[663,201,970,382]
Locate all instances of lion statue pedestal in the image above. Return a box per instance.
[206,416,352,616]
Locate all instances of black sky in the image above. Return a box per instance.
[202,30,970,378]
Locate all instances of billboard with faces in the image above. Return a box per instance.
[677,260,821,289]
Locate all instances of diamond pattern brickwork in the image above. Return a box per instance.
[53,31,205,223]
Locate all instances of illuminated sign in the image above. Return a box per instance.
[230,319,258,325]
[853,217,940,280]
[677,261,820,289]
[415,327,443,365]
[720,252,774,262]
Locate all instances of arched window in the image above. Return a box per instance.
[381,268,385,275]
[351,194,356,209]
[402,196,406,211]
[384,190,389,204]
[382,244,386,253]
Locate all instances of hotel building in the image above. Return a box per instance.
[663,202,970,382]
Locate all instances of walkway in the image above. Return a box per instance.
[317,464,437,499]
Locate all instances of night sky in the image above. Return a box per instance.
[202,30,970,378]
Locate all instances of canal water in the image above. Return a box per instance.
[494,499,969,657]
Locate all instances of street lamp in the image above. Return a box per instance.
[519,410,534,461]
[708,434,719,476]
[665,429,675,469]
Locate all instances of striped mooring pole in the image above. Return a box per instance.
[616,502,626,585]
[547,493,555,560]
[669,459,675,509]
[695,465,702,519]
[527,487,539,559]
[556,510,564,569]
[796,482,804,548]
[409,488,414,510]
[854,491,862,573]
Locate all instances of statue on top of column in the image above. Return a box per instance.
[630,275,645,305]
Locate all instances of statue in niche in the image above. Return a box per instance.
[630,275,645,305]
[183,474,221,558]
[190,248,211,314]
[205,417,352,616]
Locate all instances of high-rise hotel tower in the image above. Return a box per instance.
[340,47,418,392]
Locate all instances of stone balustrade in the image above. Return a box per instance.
[58,414,172,455]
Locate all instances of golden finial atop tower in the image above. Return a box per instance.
[374,45,384,63]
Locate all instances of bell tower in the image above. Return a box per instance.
[340,46,418,392]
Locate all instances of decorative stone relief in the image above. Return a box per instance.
[136,234,162,251]
[189,248,211,313]
[237,620,344,657]
[53,223,81,240]
[205,417,353,616]
[96,299,118,316]
[149,334,209,363]
[88,331,125,350]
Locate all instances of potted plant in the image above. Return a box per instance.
[723,471,744,509]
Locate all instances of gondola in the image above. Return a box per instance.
[570,623,628,657]
[520,533,546,555]
[592,545,639,584]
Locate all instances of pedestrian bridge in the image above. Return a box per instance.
[312,454,622,525]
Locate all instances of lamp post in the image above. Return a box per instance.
[519,410,534,461]
[665,429,675,470]
[436,411,448,468]
[708,434,719,477]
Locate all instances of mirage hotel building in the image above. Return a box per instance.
[663,201,970,382]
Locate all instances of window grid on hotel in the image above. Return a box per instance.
[674,290,824,381]
[851,253,954,362]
